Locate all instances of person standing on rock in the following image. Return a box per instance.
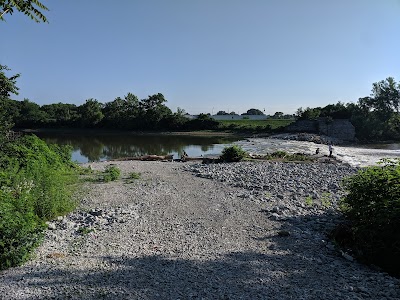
[328,143,333,157]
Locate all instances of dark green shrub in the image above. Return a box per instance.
[339,158,400,276]
[220,145,247,162]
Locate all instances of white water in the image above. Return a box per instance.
[235,138,400,168]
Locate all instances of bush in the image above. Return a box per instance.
[0,190,45,270]
[220,145,247,162]
[101,165,121,182]
[339,158,400,276]
[0,134,79,269]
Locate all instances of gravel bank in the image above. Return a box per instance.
[0,160,399,299]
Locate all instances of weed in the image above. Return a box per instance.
[264,192,272,199]
[320,192,332,208]
[77,226,94,235]
[99,165,120,182]
[125,172,141,183]
[305,196,313,206]
[128,172,141,180]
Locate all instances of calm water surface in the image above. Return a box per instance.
[36,133,243,163]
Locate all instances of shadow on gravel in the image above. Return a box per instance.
[5,225,400,300]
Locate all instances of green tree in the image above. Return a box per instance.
[0,0,48,22]
[242,108,265,115]
[0,65,20,137]
[78,99,104,128]
[296,106,321,120]
[352,78,400,140]
[15,98,47,127]
[41,103,79,127]
[139,93,172,129]
[216,111,228,115]
[0,65,19,99]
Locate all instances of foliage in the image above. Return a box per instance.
[305,196,313,207]
[78,99,104,128]
[296,107,321,120]
[128,172,141,180]
[0,65,20,99]
[295,78,400,141]
[0,189,45,269]
[339,158,400,276]
[0,0,48,22]
[100,165,121,182]
[242,108,265,115]
[218,119,293,131]
[320,192,331,208]
[0,134,79,269]
[125,171,141,183]
[220,145,247,162]
[186,113,219,130]
[77,226,94,235]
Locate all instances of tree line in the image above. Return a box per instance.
[296,77,400,141]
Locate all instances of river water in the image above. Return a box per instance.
[36,132,399,167]
[235,138,400,167]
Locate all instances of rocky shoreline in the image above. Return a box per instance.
[0,160,399,299]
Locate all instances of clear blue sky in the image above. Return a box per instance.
[2,0,400,115]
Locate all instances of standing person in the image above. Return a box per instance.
[328,143,333,157]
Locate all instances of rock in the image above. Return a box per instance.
[341,251,354,262]
[47,222,57,230]
[277,230,290,237]
[89,209,103,217]
[269,213,281,221]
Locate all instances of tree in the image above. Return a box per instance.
[242,108,265,115]
[78,99,104,128]
[273,112,284,119]
[0,65,19,99]
[41,103,79,126]
[369,77,400,115]
[15,98,47,127]
[216,111,228,115]
[139,93,172,129]
[0,0,48,22]
[351,78,400,140]
[296,107,321,120]
[0,65,20,135]
[319,102,352,119]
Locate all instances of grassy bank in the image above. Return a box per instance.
[218,119,294,131]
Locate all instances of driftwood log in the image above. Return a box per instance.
[112,154,174,161]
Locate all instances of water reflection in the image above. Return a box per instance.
[36,133,242,163]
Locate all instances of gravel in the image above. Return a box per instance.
[0,160,399,299]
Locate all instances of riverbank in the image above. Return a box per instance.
[20,128,242,137]
[1,160,398,299]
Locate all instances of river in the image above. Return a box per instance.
[236,138,400,167]
[35,132,399,167]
